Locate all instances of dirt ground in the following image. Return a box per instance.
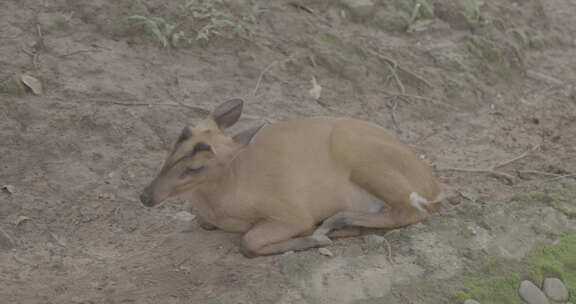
[1,0,575,303]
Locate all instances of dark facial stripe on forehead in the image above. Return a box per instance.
[177,127,192,144]
[163,142,212,173]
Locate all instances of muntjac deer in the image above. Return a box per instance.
[140,99,442,257]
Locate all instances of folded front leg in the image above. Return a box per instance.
[240,220,332,257]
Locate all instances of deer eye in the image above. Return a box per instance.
[183,166,204,176]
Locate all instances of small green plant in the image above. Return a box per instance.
[509,29,549,50]
[128,0,265,47]
[510,29,530,46]
[185,0,264,41]
[467,35,509,73]
[319,33,340,45]
[446,71,477,90]
[242,4,267,25]
[127,15,185,48]
[462,0,482,25]
[393,0,435,32]
[0,75,24,95]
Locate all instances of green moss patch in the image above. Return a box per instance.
[512,184,576,217]
[451,233,576,303]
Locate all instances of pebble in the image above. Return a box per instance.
[318,248,334,257]
[464,299,480,304]
[543,277,569,302]
[519,280,549,304]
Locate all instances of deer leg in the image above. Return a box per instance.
[301,226,363,238]
[314,193,431,236]
[240,220,332,258]
[196,216,219,231]
[328,227,363,238]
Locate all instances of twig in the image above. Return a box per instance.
[253,60,280,97]
[366,47,434,89]
[544,174,576,182]
[382,237,394,264]
[105,100,264,121]
[34,24,45,67]
[410,129,441,144]
[385,62,405,94]
[457,191,476,202]
[518,170,565,178]
[20,45,39,68]
[440,145,539,183]
[443,167,516,182]
[287,2,316,15]
[385,92,436,103]
[59,49,100,58]
[36,24,43,40]
[12,255,34,266]
[494,145,539,169]
[383,91,456,109]
[386,98,399,131]
[108,101,209,114]
[253,54,298,97]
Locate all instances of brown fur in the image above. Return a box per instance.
[140,99,442,257]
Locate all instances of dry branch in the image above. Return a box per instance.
[382,237,394,264]
[253,53,299,97]
[366,47,434,89]
[440,145,539,183]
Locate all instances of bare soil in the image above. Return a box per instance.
[1,0,575,303]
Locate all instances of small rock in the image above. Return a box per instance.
[543,278,569,302]
[519,280,549,304]
[318,248,334,257]
[20,74,43,95]
[339,0,376,22]
[464,300,480,304]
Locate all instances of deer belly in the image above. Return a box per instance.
[347,183,388,213]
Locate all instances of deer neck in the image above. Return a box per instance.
[192,161,238,209]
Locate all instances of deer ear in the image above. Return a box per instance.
[233,123,266,147]
[212,98,244,129]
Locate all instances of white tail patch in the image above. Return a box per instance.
[409,192,433,214]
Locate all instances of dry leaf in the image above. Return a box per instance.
[14,216,31,226]
[50,232,68,247]
[309,76,322,100]
[408,19,434,32]
[2,185,15,194]
[20,74,43,95]
[318,247,334,257]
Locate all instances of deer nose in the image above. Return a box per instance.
[140,189,154,207]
